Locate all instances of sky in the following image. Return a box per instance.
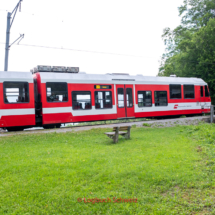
[0,0,184,76]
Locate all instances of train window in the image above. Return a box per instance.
[201,86,204,97]
[205,85,210,97]
[46,82,68,102]
[155,91,168,106]
[72,91,91,110]
[126,88,133,107]
[169,84,181,99]
[117,88,124,108]
[138,91,152,107]
[95,91,112,109]
[184,85,195,99]
[4,82,29,103]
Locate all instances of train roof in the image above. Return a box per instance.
[0,71,207,85]
[0,71,33,83]
[38,72,207,85]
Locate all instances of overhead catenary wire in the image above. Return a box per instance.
[0,42,159,59]
[0,42,215,66]
[0,8,161,60]
[2,8,214,64]
[0,9,160,60]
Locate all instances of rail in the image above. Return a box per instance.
[210,105,214,123]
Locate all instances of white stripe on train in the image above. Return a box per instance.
[134,102,211,113]
[0,102,210,118]
[42,102,211,117]
[42,106,117,116]
[0,108,35,119]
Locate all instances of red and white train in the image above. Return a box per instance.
[0,66,211,131]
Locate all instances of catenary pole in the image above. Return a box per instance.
[4,12,11,71]
[4,0,23,71]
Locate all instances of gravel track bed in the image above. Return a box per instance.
[0,116,210,137]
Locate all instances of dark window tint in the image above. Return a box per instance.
[170,84,181,99]
[184,85,195,99]
[95,91,112,109]
[205,85,210,97]
[46,82,68,102]
[138,91,152,107]
[118,88,124,108]
[72,91,91,110]
[155,91,168,106]
[126,88,133,107]
[201,86,204,97]
[4,82,29,103]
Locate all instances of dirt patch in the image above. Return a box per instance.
[197,146,203,152]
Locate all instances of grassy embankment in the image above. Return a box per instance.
[1,123,215,214]
[65,117,151,127]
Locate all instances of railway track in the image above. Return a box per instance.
[0,115,210,137]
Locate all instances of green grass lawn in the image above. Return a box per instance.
[1,124,215,214]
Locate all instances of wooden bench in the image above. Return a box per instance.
[105,126,131,143]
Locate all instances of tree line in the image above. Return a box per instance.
[158,0,215,103]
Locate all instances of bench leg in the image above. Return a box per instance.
[124,127,131,139]
[106,134,115,140]
[113,127,119,143]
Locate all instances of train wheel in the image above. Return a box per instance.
[43,125,53,129]
[6,127,24,132]
[43,124,61,129]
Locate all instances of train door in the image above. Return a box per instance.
[200,86,205,109]
[116,84,135,119]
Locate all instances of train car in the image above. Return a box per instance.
[0,72,35,131]
[0,66,211,131]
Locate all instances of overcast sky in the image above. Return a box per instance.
[0,0,183,76]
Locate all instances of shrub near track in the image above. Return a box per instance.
[0,124,215,214]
